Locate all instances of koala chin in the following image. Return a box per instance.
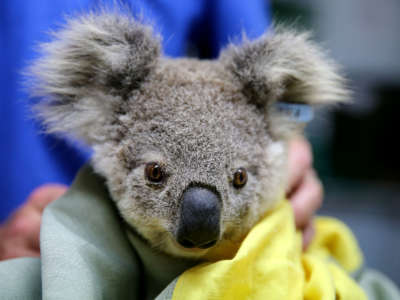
[29,12,349,259]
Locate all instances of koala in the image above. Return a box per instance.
[29,12,348,260]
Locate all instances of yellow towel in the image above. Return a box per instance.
[172,199,366,300]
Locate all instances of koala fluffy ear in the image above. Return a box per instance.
[29,12,160,144]
[221,28,349,138]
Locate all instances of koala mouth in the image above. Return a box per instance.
[175,185,222,250]
[179,238,218,249]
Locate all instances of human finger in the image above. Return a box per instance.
[302,222,315,250]
[27,184,68,213]
[290,169,323,229]
[287,136,312,195]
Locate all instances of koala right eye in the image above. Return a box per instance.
[145,162,164,183]
[233,167,248,189]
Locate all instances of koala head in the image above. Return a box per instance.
[29,12,348,259]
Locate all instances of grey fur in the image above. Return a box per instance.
[222,28,349,105]
[28,12,349,259]
[221,27,350,139]
[29,12,160,144]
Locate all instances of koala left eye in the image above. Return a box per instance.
[145,162,164,183]
[233,167,248,189]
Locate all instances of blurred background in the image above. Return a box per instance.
[270,0,400,285]
[1,0,399,285]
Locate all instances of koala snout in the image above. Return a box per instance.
[176,186,221,249]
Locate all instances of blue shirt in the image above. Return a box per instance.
[0,0,270,221]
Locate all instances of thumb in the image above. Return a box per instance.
[27,184,68,213]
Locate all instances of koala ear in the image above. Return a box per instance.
[29,12,160,144]
[221,28,349,138]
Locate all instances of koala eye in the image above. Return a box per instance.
[233,167,248,189]
[145,162,164,183]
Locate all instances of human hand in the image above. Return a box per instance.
[286,136,323,250]
[0,184,67,261]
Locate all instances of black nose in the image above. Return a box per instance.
[177,186,221,249]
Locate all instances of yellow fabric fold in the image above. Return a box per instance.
[172,199,366,300]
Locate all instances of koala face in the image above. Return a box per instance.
[29,13,348,258]
[92,59,288,257]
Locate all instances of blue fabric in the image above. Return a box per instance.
[0,0,270,221]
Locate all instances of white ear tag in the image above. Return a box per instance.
[274,102,314,123]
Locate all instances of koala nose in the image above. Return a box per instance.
[177,186,221,249]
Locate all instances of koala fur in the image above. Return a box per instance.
[29,12,349,259]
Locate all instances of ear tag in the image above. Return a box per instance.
[274,102,314,123]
